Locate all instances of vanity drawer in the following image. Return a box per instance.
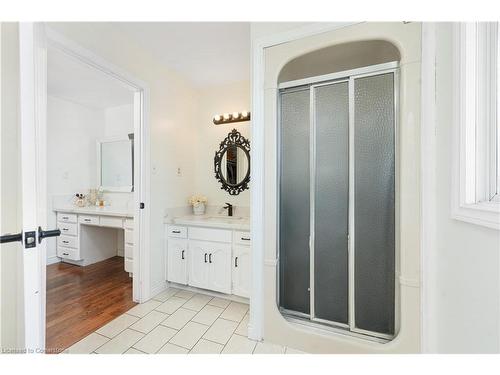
[124,258,133,273]
[124,218,134,230]
[79,215,99,226]
[125,244,134,259]
[124,229,134,244]
[57,213,77,223]
[59,222,77,236]
[188,227,231,243]
[234,231,251,246]
[167,225,187,238]
[100,216,124,228]
[57,246,80,261]
[58,235,78,249]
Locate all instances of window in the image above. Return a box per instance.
[452,22,500,229]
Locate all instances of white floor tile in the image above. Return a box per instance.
[155,296,187,314]
[96,314,139,338]
[157,343,189,354]
[132,325,178,354]
[126,299,162,318]
[169,321,209,349]
[65,333,109,354]
[234,313,249,336]
[285,347,306,354]
[95,329,144,354]
[182,293,212,311]
[220,302,249,322]
[208,297,231,309]
[152,287,180,302]
[222,334,257,354]
[124,348,146,354]
[254,341,285,354]
[191,305,224,326]
[130,310,169,334]
[203,318,238,345]
[190,339,223,354]
[175,289,195,299]
[160,307,197,330]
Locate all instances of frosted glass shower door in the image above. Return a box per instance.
[279,87,311,315]
[312,82,349,325]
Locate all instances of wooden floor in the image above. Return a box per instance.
[46,256,136,353]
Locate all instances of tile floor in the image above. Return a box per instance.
[64,287,306,354]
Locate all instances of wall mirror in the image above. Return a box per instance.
[214,129,250,195]
[97,135,134,192]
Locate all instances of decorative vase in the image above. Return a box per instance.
[193,203,206,215]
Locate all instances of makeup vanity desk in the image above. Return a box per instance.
[53,206,134,273]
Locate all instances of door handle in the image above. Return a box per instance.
[209,253,212,263]
[181,250,185,260]
[0,232,23,244]
[204,253,207,263]
[38,226,61,244]
[235,256,238,268]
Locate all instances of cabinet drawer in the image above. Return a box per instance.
[79,215,99,226]
[58,235,78,249]
[57,246,80,261]
[59,222,77,236]
[124,229,134,244]
[189,227,231,243]
[125,258,133,273]
[100,216,124,228]
[124,218,134,229]
[125,244,133,258]
[57,213,77,223]
[167,225,187,238]
[233,231,251,246]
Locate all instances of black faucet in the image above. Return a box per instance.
[223,203,233,217]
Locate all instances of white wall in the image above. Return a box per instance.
[46,22,199,296]
[425,23,500,353]
[104,103,134,137]
[193,81,250,212]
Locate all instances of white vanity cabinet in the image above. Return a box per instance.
[166,223,250,298]
[55,208,134,273]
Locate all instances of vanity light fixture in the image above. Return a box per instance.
[213,111,251,125]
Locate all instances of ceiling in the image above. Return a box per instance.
[114,22,250,87]
[47,46,134,109]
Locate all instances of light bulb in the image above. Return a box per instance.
[213,115,221,122]
[223,113,230,120]
[232,112,240,119]
[241,111,248,118]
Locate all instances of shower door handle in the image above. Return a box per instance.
[38,226,61,244]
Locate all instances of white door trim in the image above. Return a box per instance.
[420,22,437,353]
[249,22,359,341]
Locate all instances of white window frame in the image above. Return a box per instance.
[452,22,500,230]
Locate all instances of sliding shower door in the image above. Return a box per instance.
[278,64,397,339]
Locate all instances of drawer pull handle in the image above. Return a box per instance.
[172,230,181,234]
[62,228,68,231]
[241,237,250,241]
[62,252,69,256]
[235,256,238,268]
[204,253,207,263]
[84,219,91,222]
[209,253,212,263]
[181,250,185,260]
[62,216,68,220]
[62,240,69,244]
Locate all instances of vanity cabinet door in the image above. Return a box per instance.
[167,238,188,285]
[232,246,251,298]
[208,243,232,294]
[188,240,210,289]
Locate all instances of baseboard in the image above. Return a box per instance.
[149,281,168,300]
[46,256,61,265]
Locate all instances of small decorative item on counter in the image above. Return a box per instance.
[87,188,98,206]
[189,195,208,215]
[74,193,86,207]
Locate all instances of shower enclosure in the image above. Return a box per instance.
[278,62,398,340]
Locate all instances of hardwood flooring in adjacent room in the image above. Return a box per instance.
[46,256,136,353]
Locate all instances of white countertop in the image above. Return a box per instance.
[166,214,250,231]
[53,205,134,218]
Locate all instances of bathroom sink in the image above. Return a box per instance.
[203,216,245,222]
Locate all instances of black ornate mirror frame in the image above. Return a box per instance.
[214,129,250,196]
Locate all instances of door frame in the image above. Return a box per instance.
[20,22,151,349]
